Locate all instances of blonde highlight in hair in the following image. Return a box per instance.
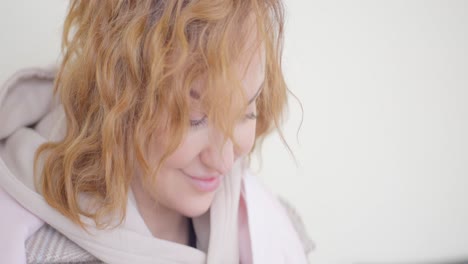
[34,0,288,229]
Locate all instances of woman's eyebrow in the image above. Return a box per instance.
[190,82,263,104]
[190,89,201,100]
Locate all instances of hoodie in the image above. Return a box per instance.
[0,67,313,264]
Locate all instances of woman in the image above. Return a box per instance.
[0,0,313,263]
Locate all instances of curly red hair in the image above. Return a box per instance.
[34,0,288,229]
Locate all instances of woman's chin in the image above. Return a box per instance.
[178,193,217,218]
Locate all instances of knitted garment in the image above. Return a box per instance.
[25,224,102,264]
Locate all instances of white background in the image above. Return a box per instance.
[1,1,467,263]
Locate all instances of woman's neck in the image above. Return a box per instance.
[130,179,190,246]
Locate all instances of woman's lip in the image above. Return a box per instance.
[182,171,220,181]
[181,171,222,192]
[188,175,218,181]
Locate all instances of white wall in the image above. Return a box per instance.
[0,0,66,82]
[1,1,467,263]
[255,1,468,263]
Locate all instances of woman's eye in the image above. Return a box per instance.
[190,115,207,129]
[245,112,257,120]
[190,112,257,129]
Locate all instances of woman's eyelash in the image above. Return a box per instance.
[190,115,207,128]
[245,112,257,120]
[189,112,257,128]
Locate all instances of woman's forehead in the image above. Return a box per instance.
[189,43,266,102]
[236,20,266,98]
[237,43,266,99]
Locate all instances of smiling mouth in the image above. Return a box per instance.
[181,171,222,192]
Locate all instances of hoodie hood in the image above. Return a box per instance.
[0,67,244,263]
[0,67,311,264]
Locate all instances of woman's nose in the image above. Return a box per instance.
[200,132,235,175]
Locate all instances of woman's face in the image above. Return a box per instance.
[140,44,266,218]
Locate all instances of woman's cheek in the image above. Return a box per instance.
[234,120,257,157]
[163,132,204,167]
